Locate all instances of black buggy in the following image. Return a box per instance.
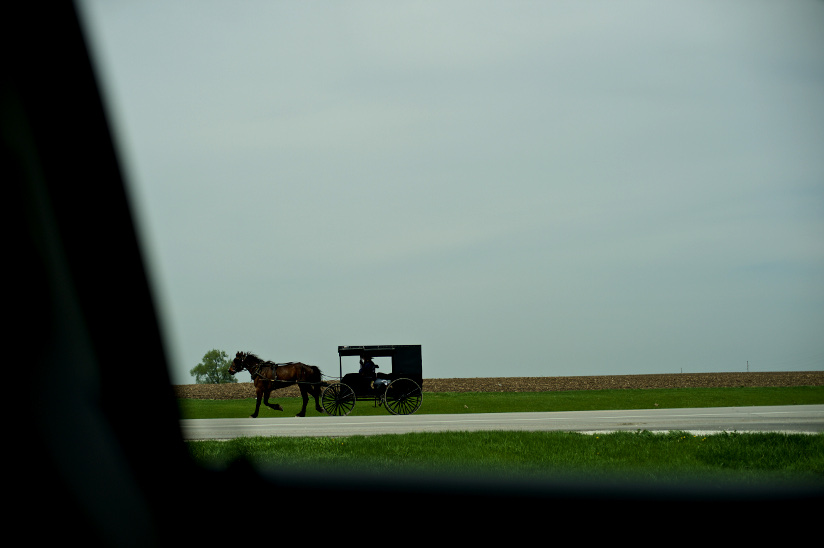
[321,345,423,416]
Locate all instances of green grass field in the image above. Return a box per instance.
[188,429,824,486]
[182,386,824,485]
[178,385,824,419]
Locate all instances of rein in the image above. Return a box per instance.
[236,356,327,386]
[246,361,303,384]
[248,361,281,383]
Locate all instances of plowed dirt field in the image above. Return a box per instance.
[174,371,823,399]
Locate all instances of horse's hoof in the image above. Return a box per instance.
[296,413,305,417]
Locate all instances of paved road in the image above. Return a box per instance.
[180,404,824,440]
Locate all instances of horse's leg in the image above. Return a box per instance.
[295,385,309,417]
[310,384,323,413]
[263,389,283,412]
[251,389,263,418]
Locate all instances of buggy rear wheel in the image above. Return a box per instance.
[383,378,422,415]
[322,382,356,416]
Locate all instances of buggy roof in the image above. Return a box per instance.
[338,345,420,358]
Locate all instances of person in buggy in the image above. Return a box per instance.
[359,355,378,378]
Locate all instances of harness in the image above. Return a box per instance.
[245,360,325,386]
[233,360,327,386]
[248,361,285,383]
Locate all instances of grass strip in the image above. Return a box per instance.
[187,430,824,486]
[178,385,824,419]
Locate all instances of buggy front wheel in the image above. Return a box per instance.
[322,382,356,416]
[383,378,422,415]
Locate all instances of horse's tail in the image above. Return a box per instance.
[304,365,328,389]
[309,365,325,385]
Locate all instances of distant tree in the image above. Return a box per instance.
[189,349,237,384]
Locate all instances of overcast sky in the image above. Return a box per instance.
[78,1,823,385]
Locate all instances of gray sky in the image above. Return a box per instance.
[78,1,824,385]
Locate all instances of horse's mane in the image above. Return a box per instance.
[240,352,315,373]
[241,352,277,369]
[243,352,262,363]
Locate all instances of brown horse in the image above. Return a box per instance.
[228,351,326,417]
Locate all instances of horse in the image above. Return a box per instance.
[228,351,326,418]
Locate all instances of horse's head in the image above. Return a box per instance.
[228,351,248,376]
[229,351,265,375]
